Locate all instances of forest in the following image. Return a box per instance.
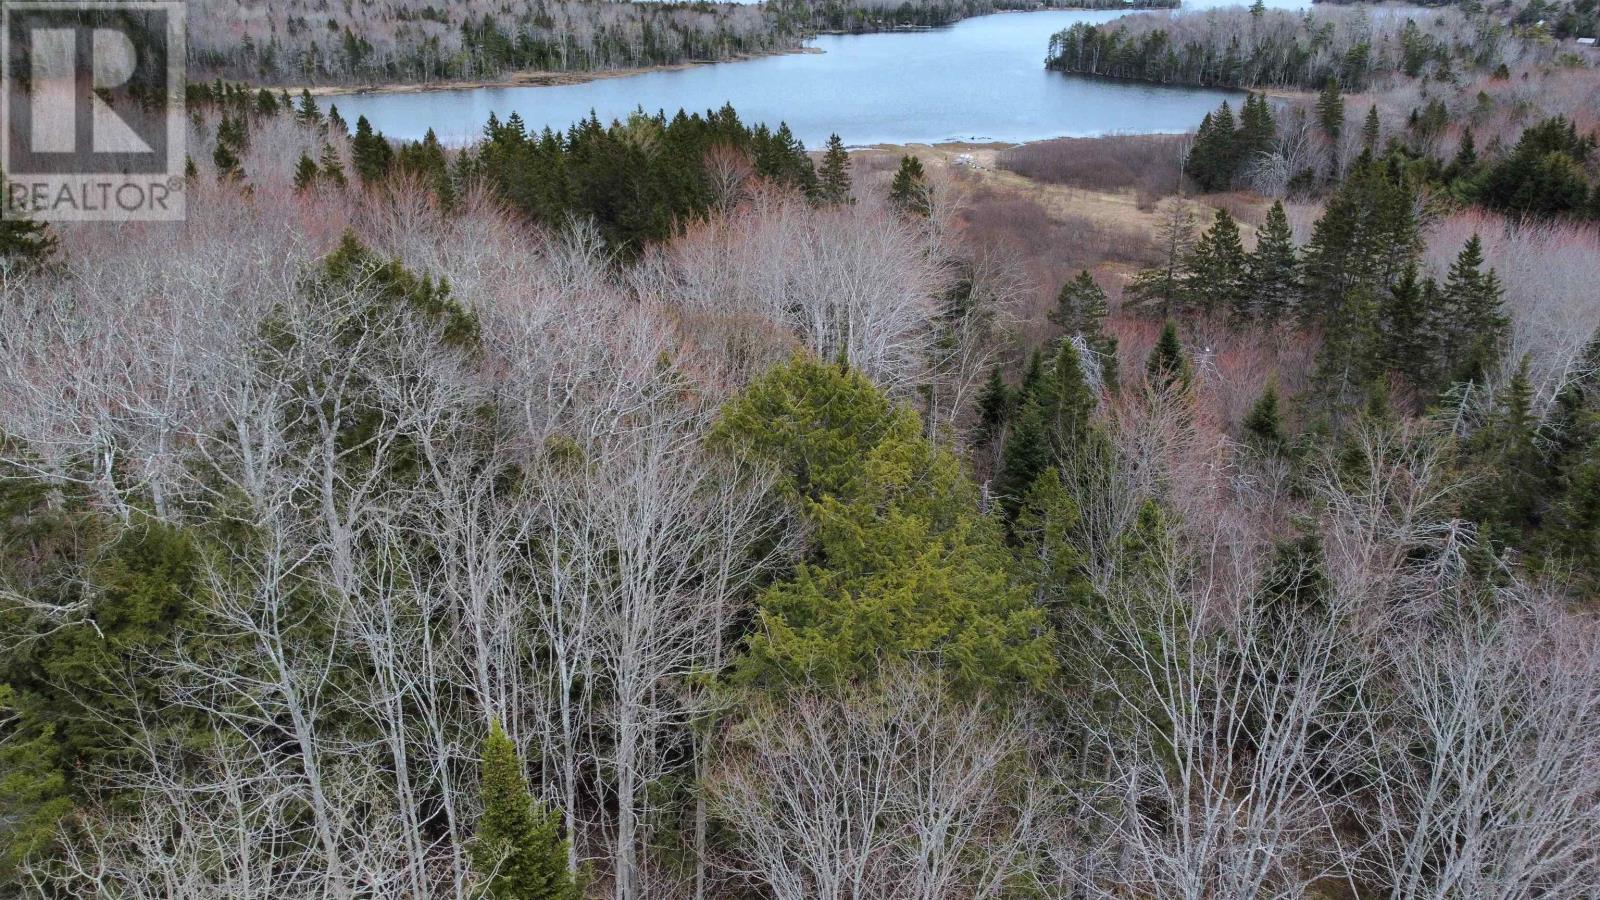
[1045,2,1584,89]
[4,0,1600,895]
[189,0,1170,85]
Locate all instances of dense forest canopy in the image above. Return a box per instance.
[1046,3,1524,88]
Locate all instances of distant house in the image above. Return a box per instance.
[1578,36,1598,46]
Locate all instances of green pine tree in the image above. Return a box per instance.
[1051,269,1108,337]
[295,89,322,124]
[889,155,931,217]
[293,152,320,191]
[1236,93,1276,165]
[1146,320,1193,394]
[723,357,1056,691]
[817,133,853,205]
[1244,200,1299,321]
[0,168,57,274]
[213,139,244,182]
[1128,199,1198,315]
[1316,77,1346,175]
[1377,261,1435,390]
[1051,271,1119,392]
[1241,380,1287,455]
[1183,207,1248,316]
[974,366,1012,448]
[1361,104,1381,151]
[471,724,579,900]
[351,116,394,185]
[1436,234,1509,385]
[320,144,348,188]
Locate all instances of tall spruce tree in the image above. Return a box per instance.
[1236,93,1277,171]
[1146,320,1193,394]
[1377,261,1435,390]
[295,88,321,124]
[1299,152,1419,323]
[1051,270,1119,392]
[817,133,853,205]
[1465,356,1543,545]
[1316,77,1346,178]
[1183,207,1249,316]
[472,724,579,900]
[1185,102,1240,192]
[889,155,931,217]
[1435,234,1509,385]
[1129,200,1198,315]
[293,152,320,191]
[351,116,395,184]
[1244,200,1299,321]
[1241,379,1288,456]
[320,144,349,188]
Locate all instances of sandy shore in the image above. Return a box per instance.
[295,47,823,98]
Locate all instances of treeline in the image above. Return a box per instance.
[1047,3,1509,89]
[191,82,845,253]
[1181,80,1600,220]
[768,0,1175,35]
[190,0,806,84]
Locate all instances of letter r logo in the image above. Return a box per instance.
[1,1,185,221]
[3,1,182,175]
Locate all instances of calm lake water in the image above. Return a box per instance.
[334,3,1301,147]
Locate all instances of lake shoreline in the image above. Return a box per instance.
[293,5,1184,99]
[298,47,825,98]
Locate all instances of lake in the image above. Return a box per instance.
[333,3,1295,148]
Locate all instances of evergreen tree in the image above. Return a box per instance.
[1316,77,1346,175]
[1361,104,1381,151]
[1435,234,1509,385]
[0,169,57,274]
[293,152,320,191]
[1464,356,1543,545]
[472,724,579,900]
[295,88,322,124]
[816,133,853,205]
[723,357,1056,691]
[1244,200,1299,321]
[1241,380,1287,455]
[1050,270,1109,337]
[997,392,1054,522]
[254,87,279,117]
[351,116,394,184]
[1377,261,1435,390]
[1316,77,1345,141]
[213,139,243,182]
[1182,206,1248,315]
[327,104,348,136]
[1051,270,1119,392]
[889,155,931,217]
[1128,200,1197,315]
[975,366,1012,448]
[1477,116,1596,218]
[1236,92,1277,169]
[320,144,348,188]
[1448,128,1479,181]
[1014,468,1096,622]
[1146,320,1193,394]
[1185,102,1240,191]
[1299,153,1419,323]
